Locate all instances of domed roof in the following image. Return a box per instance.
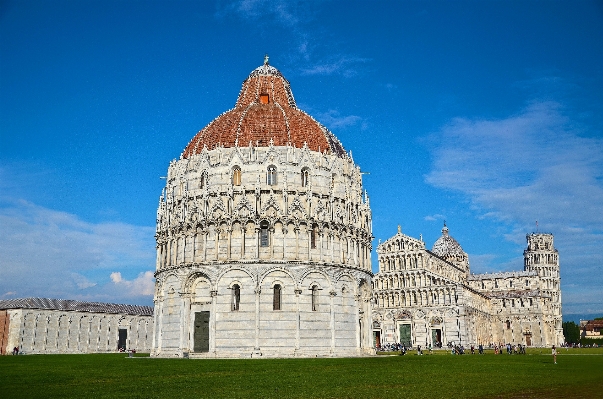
[182,58,346,158]
[431,223,466,259]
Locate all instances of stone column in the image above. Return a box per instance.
[167,239,172,267]
[210,290,217,353]
[307,229,311,261]
[295,227,300,260]
[203,231,208,262]
[354,294,361,350]
[330,290,337,354]
[319,233,324,262]
[282,227,287,260]
[192,233,197,262]
[253,287,261,357]
[227,228,232,260]
[240,226,245,260]
[295,289,302,352]
[180,293,191,354]
[270,227,275,258]
[255,227,260,259]
[330,234,334,263]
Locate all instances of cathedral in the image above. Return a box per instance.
[372,224,564,348]
[151,58,374,358]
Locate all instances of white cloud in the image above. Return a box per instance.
[71,273,97,290]
[424,214,446,222]
[300,56,368,77]
[219,1,368,78]
[0,197,155,304]
[228,0,301,27]
[314,109,362,129]
[425,100,603,312]
[109,271,155,297]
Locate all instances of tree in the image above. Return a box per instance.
[562,321,580,343]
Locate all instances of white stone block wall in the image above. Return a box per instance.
[3,309,153,354]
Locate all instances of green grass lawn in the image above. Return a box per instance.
[1,349,602,398]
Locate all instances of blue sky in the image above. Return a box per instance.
[1,0,602,315]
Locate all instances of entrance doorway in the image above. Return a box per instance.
[431,329,442,347]
[399,324,412,347]
[373,331,381,348]
[525,334,532,347]
[194,311,210,352]
[118,329,127,351]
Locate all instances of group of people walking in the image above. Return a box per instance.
[493,343,527,355]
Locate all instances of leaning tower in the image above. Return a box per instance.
[523,233,564,345]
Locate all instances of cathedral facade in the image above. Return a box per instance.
[372,225,564,348]
[151,60,374,358]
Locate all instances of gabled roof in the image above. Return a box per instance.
[0,297,153,316]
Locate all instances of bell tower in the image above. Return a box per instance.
[524,233,564,344]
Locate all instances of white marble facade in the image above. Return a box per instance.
[372,226,564,348]
[151,62,374,358]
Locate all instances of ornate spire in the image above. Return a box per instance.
[264,54,269,65]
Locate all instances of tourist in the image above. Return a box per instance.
[428,343,432,354]
[552,345,557,364]
[12,346,18,355]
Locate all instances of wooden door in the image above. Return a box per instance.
[399,324,412,347]
[194,312,210,352]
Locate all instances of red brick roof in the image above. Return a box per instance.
[584,320,603,331]
[182,64,346,158]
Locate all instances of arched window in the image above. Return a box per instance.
[232,167,241,186]
[311,285,318,311]
[311,224,318,249]
[506,320,511,330]
[260,221,269,247]
[232,284,241,311]
[301,168,309,187]
[267,165,277,185]
[273,284,282,310]
[200,171,207,189]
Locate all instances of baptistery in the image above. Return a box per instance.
[151,59,374,358]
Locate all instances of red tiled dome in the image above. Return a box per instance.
[182,62,346,158]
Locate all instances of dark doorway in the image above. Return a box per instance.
[399,324,412,347]
[194,311,210,352]
[118,329,127,350]
[373,331,381,348]
[525,334,532,346]
[432,329,442,347]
